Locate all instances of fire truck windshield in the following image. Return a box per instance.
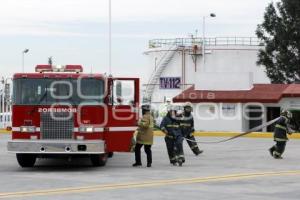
[13,78,104,105]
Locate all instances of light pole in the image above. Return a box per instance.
[1,77,5,115]
[0,78,3,115]
[1,77,11,111]
[108,0,112,76]
[22,49,29,73]
[202,13,216,70]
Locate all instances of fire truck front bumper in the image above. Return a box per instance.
[7,140,105,154]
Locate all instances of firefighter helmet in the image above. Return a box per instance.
[184,102,192,108]
[166,104,180,115]
[166,104,179,120]
[141,104,151,111]
[183,102,193,112]
[165,97,172,103]
[281,109,292,119]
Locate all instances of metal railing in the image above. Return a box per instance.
[149,37,263,48]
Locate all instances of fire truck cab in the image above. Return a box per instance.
[7,65,139,167]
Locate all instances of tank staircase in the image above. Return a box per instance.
[143,45,178,103]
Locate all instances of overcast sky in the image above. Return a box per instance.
[0,0,278,79]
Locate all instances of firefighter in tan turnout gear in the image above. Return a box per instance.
[133,105,154,167]
[269,110,294,159]
[179,103,203,156]
[160,105,185,166]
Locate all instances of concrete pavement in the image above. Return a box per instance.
[0,134,300,200]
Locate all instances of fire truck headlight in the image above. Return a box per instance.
[79,126,94,133]
[30,135,38,140]
[76,135,84,140]
[20,126,36,133]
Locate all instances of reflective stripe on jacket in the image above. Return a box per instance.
[160,116,182,137]
[180,115,195,136]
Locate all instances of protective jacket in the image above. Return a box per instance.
[180,115,195,137]
[274,116,289,142]
[160,115,182,138]
[136,113,154,145]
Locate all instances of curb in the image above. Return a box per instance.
[2,130,300,139]
[0,129,11,134]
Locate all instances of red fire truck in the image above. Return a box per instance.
[7,65,139,167]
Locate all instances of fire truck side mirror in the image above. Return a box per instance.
[116,81,122,97]
[108,95,113,105]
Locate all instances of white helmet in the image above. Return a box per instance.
[165,97,172,103]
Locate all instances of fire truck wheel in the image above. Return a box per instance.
[108,152,114,158]
[16,154,37,168]
[90,154,108,167]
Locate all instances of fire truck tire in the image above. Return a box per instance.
[108,152,114,158]
[90,154,108,167]
[16,154,37,168]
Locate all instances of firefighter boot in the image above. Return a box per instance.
[273,154,283,159]
[178,159,183,167]
[177,155,184,167]
[194,148,204,156]
[269,146,275,157]
[170,157,178,166]
[132,163,142,167]
[273,151,283,159]
[170,156,177,166]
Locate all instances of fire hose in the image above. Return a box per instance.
[131,117,283,152]
[184,117,280,144]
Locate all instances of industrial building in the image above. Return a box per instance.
[143,36,300,132]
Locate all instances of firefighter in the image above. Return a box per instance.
[160,105,185,166]
[180,103,203,156]
[269,110,294,159]
[133,105,154,167]
[155,97,172,127]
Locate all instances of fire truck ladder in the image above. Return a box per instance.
[144,45,178,103]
